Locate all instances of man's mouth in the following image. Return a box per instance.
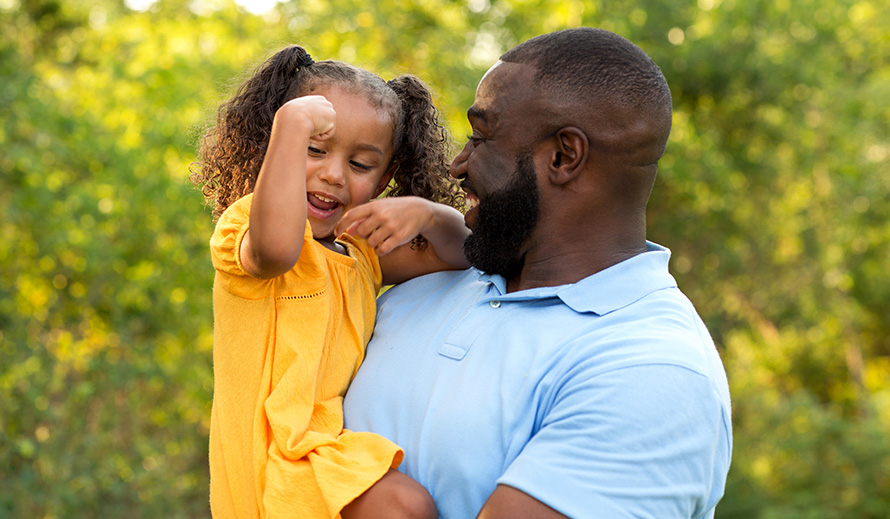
[462,192,480,229]
[461,177,480,208]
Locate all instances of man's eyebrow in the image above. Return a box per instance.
[467,106,487,123]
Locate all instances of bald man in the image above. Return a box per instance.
[344,28,732,519]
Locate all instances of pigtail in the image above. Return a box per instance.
[385,75,464,210]
[191,45,314,219]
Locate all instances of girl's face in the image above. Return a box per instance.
[305,85,395,242]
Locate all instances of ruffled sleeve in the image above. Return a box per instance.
[209,194,274,299]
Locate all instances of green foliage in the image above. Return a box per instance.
[1,0,888,516]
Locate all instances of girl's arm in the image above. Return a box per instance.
[240,96,335,279]
[336,196,470,285]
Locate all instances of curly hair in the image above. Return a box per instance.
[190,45,463,223]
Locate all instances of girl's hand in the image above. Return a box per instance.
[336,197,435,256]
[336,196,470,285]
[276,95,336,139]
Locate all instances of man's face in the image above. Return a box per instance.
[461,152,540,277]
[451,61,543,277]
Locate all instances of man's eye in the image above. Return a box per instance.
[467,134,483,145]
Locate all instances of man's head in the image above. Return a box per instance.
[452,27,673,280]
[499,28,672,158]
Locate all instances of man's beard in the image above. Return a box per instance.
[463,153,540,278]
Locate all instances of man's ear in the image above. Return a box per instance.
[373,166,395,198]
[548,127,588,186]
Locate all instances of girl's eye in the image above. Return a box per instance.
[308,146,324,155]
[350,161,373,172]
[467,134,483,145]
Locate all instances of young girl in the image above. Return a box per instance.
[191,45,468,519]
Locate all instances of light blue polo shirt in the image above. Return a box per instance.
[343,242,732,519]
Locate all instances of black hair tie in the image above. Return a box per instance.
[297,53,315,69]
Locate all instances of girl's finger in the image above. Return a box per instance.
[374,236,394,257]
[336,210,365,236]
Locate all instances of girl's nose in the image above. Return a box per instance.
[319,161,347,186]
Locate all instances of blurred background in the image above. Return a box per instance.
[1,0,888,517]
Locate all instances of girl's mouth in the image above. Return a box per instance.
[307,192,342,219]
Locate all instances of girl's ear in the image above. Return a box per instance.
[373,167,395,198]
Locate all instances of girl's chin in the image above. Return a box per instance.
[307,218,336,240]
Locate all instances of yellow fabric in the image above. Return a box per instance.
[208,194,402,519]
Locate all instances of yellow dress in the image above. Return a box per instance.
[208,194,402,519]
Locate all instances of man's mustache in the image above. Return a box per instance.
[460,178,477,196]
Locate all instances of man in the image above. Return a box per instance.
[343,27,732,519]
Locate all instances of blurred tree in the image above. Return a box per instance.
[1,0,887,517]
[0,0,242,515]
[642,0,890,516]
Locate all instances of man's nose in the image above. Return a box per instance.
[450,142,471,179]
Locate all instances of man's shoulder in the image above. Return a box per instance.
[543,281,718,381]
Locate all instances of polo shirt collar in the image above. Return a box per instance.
[476,241,677,315]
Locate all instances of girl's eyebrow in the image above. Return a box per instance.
[355,144,385,157]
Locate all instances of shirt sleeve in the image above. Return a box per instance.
[497,358,730,519]
[209,194,277,299]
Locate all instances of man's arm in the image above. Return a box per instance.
[477,485,568,519]
[482,361,730,519]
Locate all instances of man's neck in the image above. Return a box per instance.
[504,227,646,293]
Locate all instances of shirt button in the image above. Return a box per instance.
[489,300,501,308]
